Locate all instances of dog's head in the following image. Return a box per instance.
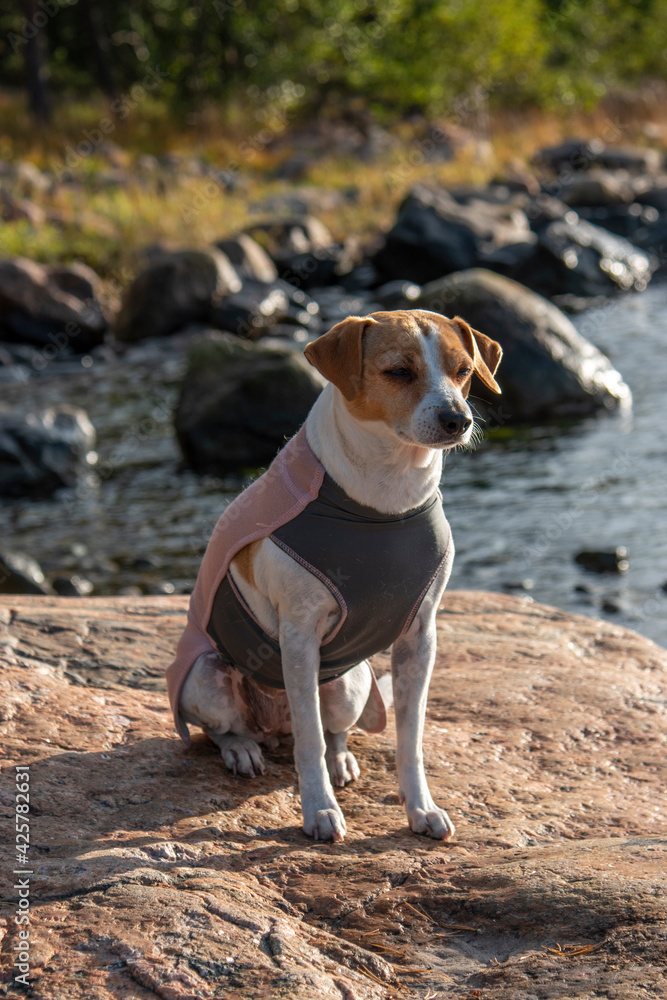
[304,310,502,449]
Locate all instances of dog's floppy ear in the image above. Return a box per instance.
[304,315,378,400]
[452,317,502,394]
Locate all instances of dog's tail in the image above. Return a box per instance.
[376,672,394,711]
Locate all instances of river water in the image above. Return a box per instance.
[2,287,666,648]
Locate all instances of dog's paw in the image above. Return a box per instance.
[217,736,266,777]
[326,748,360,787]
[407,805,455,840]
[302,799,347,841]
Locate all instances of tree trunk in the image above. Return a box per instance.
[23,0,49,122]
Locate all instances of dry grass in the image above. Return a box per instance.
[2,90,667,292]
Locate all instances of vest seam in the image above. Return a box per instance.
[398,527,453,638]
[268,534,349,646]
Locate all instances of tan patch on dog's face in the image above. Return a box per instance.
[346,310,475,427]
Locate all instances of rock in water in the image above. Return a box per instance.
[0,405,96,498]
[0,257,108,353]
[373,182,533,283]
[0,552,51,594]
[416,268,631,420]
[114,249,242,342]
[175,332,324,474]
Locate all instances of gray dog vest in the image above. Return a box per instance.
[206,473,452,688]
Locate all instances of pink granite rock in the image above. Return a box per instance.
[0,593,665,999]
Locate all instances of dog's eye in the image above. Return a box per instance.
[383,367,413,381]
[457,367,473,378]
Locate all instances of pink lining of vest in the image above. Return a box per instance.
[166,425,325,745]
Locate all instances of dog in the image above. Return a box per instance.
[166,310,502,841]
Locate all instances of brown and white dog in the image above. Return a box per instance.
[176,310,502,841]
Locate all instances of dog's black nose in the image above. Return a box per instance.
[437,410,472,436]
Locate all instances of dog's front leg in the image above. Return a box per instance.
[391,562,455,840]
[280,621,347,841]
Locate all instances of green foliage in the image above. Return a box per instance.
[0,0,665,119]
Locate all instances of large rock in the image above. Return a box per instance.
[0,257,108,353]
[0,592,665,999]
[114,249,242,343]
[208,278,321,340]
[0,552,50,594]
[175,332,324,474]
[373,183,533,283]
[533,139,662,174]
[0,405,96,497]
[488,215,655,298]
[415,268,631,420]
[214,233,278,283]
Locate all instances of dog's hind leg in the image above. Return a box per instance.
[180,651,269,777]
[319,662,371,787]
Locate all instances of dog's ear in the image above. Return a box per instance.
[304,315,378,400]
[452,317,502,394]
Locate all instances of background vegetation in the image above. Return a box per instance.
[1,0,666,291]
[2,0,667,122]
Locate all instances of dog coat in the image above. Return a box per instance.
[166,425,452,745]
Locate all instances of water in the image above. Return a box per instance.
[1,288,665,648]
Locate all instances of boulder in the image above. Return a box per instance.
[0,257,108,353]
[0,552,50,594]
[114,249,241,343]
[208,279,321,340]
[576,203,659,239]
[175,332,324,474]
[214,233,278,283]
[533,139,662,174]
[373,183,533,283]
[488,215,655,298]
[0,405,96,498]
[557,170,635,207]
[1,592,665,999]
[415,268,631,420]
[246,215,335,258]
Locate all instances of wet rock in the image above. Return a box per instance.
[52,574,94,596]
[533,139,662,174]
[576,203,660,239]
[114,249,242,343]
[175,332,324,474]
[276,243,361,289]
[208,279,321,340]
[415,268,632,421]
[373,182,533,283]
[307,287,377,324]
[341,262,381,291]
[243,217,359,289]
[491,215,654,298]
[214,233,278,283]
[208,280,291,339]
[373,279,422,309]
[1,592,666,999]
[0,552,50,594]
[558,170,635,207]
[0,257,108,353]
[0,405,96,498]
[575,547,629,574]
[246,215,335,258]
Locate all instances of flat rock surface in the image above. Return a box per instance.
[0,592,665,999]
